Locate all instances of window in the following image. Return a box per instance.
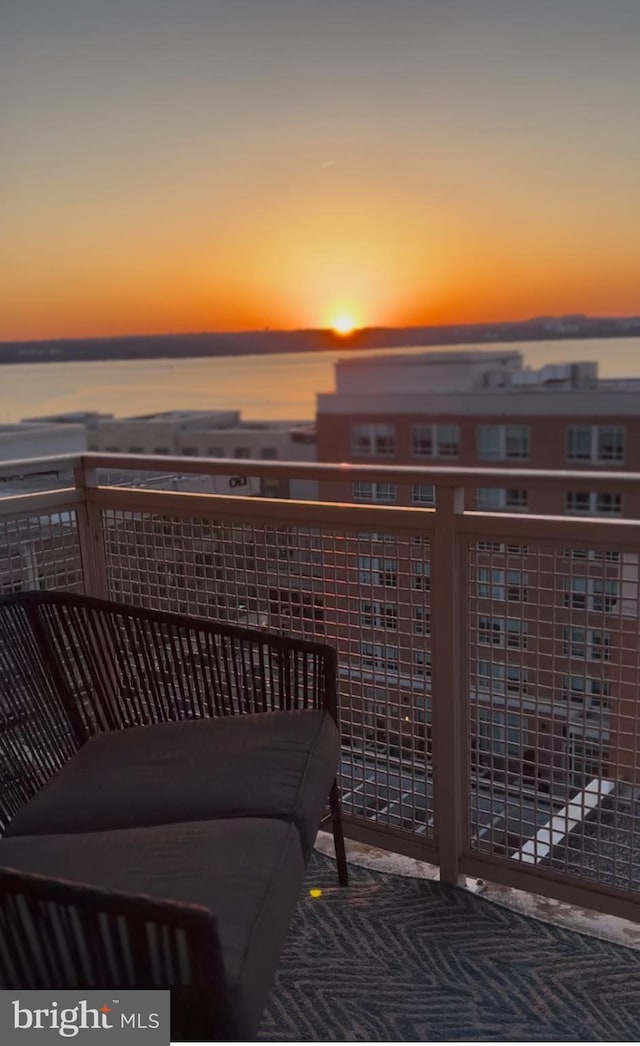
[411,423,459,457]
[477,488,503,510]
[361,601,398,630]
[590,579,619,612]
[480,569,528,602]
[153,446,170,455]
[129,446,144,453]
[478,616,504,645]
[182,447,198,456]
[563,576,586,609]
[361,642,398,674]
[352,482,397,503]
[478,568,505,600]
[589,631,612,661]
[566,492,591,514]
[563,548,619,560]
[505,426,530,459]
[506,666,528,695]
[566,427,591,461]
[563,577,619,612]
[506,620,528,648]
[260,447,278,459]
[597,427,624,461]
[411,484,436,506]
[413,607,430,635]
[478,616,527,649]
[351,423,396,456]
[506,571,528,603]
[207,446,224,457]
[563,627,586,658]
[477,426,501,459]
[565,492,622,516]
[234,447,251,458]
[567,425,624,463]
[567,737,606,781]
[478,709,526,759]
[477,662,528,696]
[562,676,611,706]
[414,650,432,681]
[412,561,431,591]
[477,424,530,460]
[358,557,397,587]
[477,488,528,511]
[563,627,611,661]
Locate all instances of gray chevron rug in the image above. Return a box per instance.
[258,852,640,1042]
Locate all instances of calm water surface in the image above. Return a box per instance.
[0,337,639,424]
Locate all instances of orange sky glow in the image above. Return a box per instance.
[2,2,639,341]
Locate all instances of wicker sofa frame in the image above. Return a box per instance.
[0,591,347,1040]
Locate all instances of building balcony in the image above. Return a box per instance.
[1,452,640,1038]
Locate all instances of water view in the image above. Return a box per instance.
[2,336,639,425]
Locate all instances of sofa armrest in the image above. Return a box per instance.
[2,591,338,734]
[0,864,232,1037]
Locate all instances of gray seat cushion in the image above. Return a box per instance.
[0,817,305,1040]
[7,710,339,859]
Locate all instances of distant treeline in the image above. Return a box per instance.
[1,317,639,365]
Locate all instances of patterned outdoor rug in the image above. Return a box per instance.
[258,852,640,1041]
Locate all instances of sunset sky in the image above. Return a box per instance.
[2,0,640,340]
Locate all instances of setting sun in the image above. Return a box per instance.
[332,314,358,336]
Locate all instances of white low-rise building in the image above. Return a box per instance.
[0,421,87,463]
[89,410,317,500]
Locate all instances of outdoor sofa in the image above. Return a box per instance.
[0,591,347,1040]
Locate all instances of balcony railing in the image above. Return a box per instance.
[2,452,640,921]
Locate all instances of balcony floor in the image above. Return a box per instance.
[258,850,640,1042]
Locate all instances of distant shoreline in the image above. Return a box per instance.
[1,319,638,365]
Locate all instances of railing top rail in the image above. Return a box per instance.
[2,449,640,497]
[0,488,82,521]
[83,454,640,490]
[92,484,439,530]
[0,454,83,480]
[459,510,640,546]
[3,451,640,493]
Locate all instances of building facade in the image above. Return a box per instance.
[88,410,317,500]
[315,351,640,790]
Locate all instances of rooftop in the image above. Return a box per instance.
[319,351,640,414]
[97,409,314,433]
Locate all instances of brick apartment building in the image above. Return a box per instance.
[315,350,640,790]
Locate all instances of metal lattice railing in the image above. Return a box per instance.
[0,511,83,596]
[466,535,640,894]
[3,454,640,919]
[100,505,437,851]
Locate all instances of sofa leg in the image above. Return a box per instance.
[329,780,348,885]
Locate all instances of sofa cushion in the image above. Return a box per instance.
[6,710,339,858]
[0,817,305,1039]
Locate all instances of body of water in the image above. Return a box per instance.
[1,337,639,424]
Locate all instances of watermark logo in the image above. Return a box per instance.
[1,991,170,1044]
